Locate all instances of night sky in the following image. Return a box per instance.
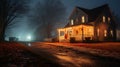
[62,0,120,15]
[6,0,120,41]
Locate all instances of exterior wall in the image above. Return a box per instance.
[94,13,116,41]
[117,30,120,40]
[95,23,108,41]
[58,25,94,42]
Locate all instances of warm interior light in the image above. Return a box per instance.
[82,16,85,23]
[71,19,74,25]
[104,30,107,37]
[108,17,110,22]
[110,30,113,36]
[103,16,105,22]
[97,28,99,36]
[58,25,94,41]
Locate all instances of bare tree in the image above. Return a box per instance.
[30,0,66,41]
[0,0,29,41]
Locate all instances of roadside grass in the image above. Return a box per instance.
[76,42,120,52]
[0,42,63,67]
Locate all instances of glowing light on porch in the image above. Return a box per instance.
[58,25,94,42]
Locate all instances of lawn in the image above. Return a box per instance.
[44,42,120,52]
[75,42,120,52]
[0,42,62,67]
[43,42,120,59]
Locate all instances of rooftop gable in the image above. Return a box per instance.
[65,4,112,28]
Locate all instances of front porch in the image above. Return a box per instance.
[58,24,94,42]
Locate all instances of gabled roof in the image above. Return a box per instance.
[89,4,110,22]
[76,6,90,14]
[76,4,110,22]
[65,4,111,28]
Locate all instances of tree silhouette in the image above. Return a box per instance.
[0,0,29,41]
[29,0,66,41]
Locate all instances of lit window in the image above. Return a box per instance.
[71,19,74,25]
[67,30,72,36]
[110,30,113,36]
[103,16,106,22]
[104,30,107,37]
[97,28,99,36]
[108,17,110,22]
[60,31,64,36]
[82,16,85,23]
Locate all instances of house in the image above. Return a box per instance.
[117,29,120,41]
[58,4,116,42]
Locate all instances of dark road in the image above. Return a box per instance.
[28,42,120,67]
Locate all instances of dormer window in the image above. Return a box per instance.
[82,16,85,23]
[103,16,106,22]
[71,19,74,25]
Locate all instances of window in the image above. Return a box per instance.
[104,30,107,37]
[108,17,110,22]
[67,30,72,36]
[71,19,74,25]
[103,16,106,22]
[60,31,64,36]
[97,28,99,36]
[110,30,113,36]
[82,16,85,23]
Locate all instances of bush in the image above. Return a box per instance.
[70,37,75,43]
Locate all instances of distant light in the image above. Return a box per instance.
[27,35,31,40]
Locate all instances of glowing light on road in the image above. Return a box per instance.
[28,43,31,46]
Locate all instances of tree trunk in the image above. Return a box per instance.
[0,26,6,42]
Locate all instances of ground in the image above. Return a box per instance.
[0,42,120,67]
[0,42,63,67]
[30,42,120,67]
[41,42,120,59]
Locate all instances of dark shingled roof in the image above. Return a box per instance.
[65,4,110,28]
[77,4,109,22]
